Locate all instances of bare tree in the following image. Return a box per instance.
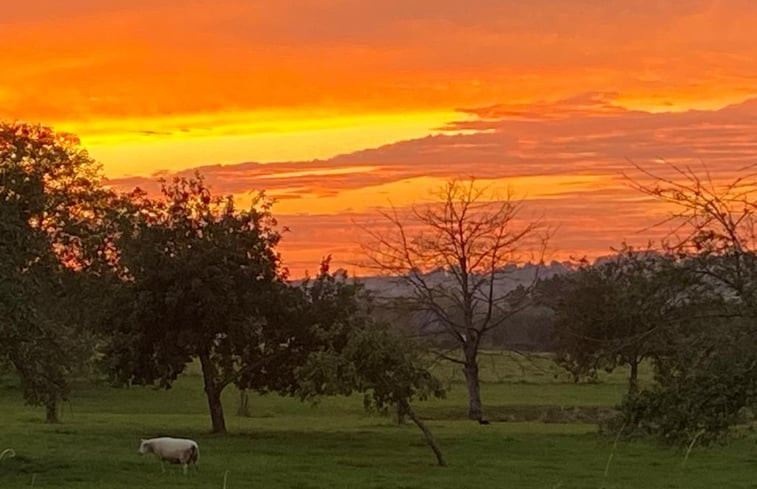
[627,161,757,253]
[360,179,548,421]
[627,161,757,314]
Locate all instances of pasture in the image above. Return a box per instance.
[1,354,756,488]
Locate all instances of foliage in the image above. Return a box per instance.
[238,259,376,399]
[615,162,757,443]
[299,322,448,465]
[102,174,285,433]
[616,319,757,445]
[103,181,414,436]
[299,322,444,414]
[539,246,696,395]
[297,264,447,465]
[0,122,110,421]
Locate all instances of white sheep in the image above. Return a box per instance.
[138,437,199,475]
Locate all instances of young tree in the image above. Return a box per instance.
[540,247,695,395]
[0,122,111,422]
[104,175,286,433]
[361,179,546,421]
[296,268,446,466]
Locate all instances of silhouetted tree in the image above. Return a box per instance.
[0,122,111,422]
[361,178,547,421]
[297,269,446,465]
[104,175,285,433]
[540,246,696,395]
[628,161,757,316]
[615,162,757,443]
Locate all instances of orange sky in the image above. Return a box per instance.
[3,0,757,276]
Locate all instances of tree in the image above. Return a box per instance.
[617,310,757,445]
[0,122,110,422]
[361,179,546,421]
[615,162,757,443]
[296,268,446,466]
[539,247,696,396]
[104,175,286,433]
[628,161,757,315]
[592,163,757,442]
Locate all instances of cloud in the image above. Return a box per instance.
[106,96,757,275]
[7,1,757,275]
[108,94,757,197]
[4,0,757,125]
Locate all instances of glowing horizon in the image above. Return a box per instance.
[4,0,757,276]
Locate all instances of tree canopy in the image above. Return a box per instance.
[0,122,110,421]
[540,247,696,395]
[103,175,287,433]
[296,266,447,466]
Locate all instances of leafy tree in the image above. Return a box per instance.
[103,175,286,433]
[615,162,757,443]
[540,247,695,395]
[361,179,547,421]
[616,313,757,445]
[0,122,110,422]
[296,268,446,466]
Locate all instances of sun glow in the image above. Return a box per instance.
[233,174,613,215]
[61,110,465,178]
[5,0,757,276]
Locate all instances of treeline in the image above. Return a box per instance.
[384,238,757,444]
[540,242,757,445]
[534,160,757,446]
[350,165,757,445]
[0,123,446,464]
[3,121,757,451]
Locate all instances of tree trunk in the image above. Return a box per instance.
[463,346,483,421]
[237,389,251,417]
[45,400,59,423]
[396,402,406,425]
[402,401,446,467]
[199,353,227,434]
[205,384,227,434]
[628,359,639,397]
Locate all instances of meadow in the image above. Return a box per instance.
[1,354,756,489]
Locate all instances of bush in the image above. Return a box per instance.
[613,329,757,446]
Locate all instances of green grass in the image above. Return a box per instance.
[1,356,755,488]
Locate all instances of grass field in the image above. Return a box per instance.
[1,355,756,488]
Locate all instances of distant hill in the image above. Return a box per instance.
[357,260,575,298]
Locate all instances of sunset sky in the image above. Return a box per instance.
[3,0,757,276]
